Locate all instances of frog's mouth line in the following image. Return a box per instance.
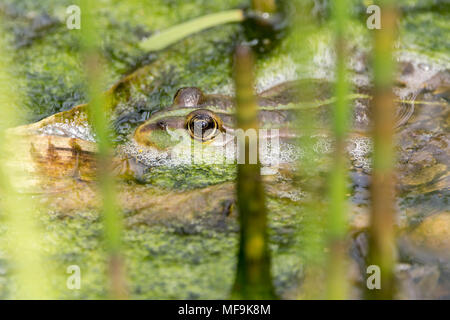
[120,127,375,177]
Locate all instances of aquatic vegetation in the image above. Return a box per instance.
[0,22,54,299]
[366,0,397,300]
[0,0,448,300]
[79,0,127,299]
[326,0,351,300]
[231,45,275,299]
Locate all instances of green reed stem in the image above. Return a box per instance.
[140,9,244,52]
[326,0,350,300]
[291,3,327,300]
[231,45,276,300]
[366,1,398,300]
[0,22,52,299]
[80,0,127,299]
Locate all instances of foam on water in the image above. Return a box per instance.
[348,136,373,173]
[118,136,303,169]
[118,132,372,176]
[38,120,96,142]
[277,190,305,202]
[312,134,333,154]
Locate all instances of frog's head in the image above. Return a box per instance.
[134,87,232,151]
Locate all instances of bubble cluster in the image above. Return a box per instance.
[276,190,305,202]
[347,137,373,173]
[38,120,96,142]
[312,135,333,154]
[118,136,303,170]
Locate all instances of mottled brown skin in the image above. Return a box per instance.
[29,136,97,182]
[133,79,422,150]
[133,81,323,148]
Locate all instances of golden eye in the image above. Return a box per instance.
[186,110,220,141]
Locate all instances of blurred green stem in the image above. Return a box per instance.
[292,4,327,300]
[367,1,398,300]
[231,45,276,300]
[326,0,350,300]
[80,0,127,299]
[0,22,52,299]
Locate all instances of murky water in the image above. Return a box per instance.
[0,0,448,299]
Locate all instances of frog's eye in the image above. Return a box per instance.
[186,110,221,141]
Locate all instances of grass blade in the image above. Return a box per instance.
[80,0,127,299]
[140,9,244,52]
[326,0,351,300]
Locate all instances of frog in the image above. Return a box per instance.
[127,79,413,173]
[5,64,449,228]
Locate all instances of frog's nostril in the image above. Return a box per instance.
[157,120,167,129]
[173,87,205,107]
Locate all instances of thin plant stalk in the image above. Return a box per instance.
[231,45,276,300]
[326,0,350,300]
[140,9,244,52]
[292,3,327,299]
[367,1,398,300]
[80,0,127,299]
[0,22,52,299]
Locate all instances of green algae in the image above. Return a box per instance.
[142,164,236,190]
[401,11,450,64]
[0,0,246,124]
[0,193,307,299]
[0,0,448,299]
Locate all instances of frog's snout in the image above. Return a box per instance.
[134,122,154,147]
[134,121,177,150]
